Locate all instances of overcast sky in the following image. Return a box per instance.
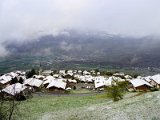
[0,0,160,57]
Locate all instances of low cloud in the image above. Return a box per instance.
[0,45,9,57]
[0,0,160,57]
[60,41,82,52]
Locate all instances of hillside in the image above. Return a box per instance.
[39,91,160,120]
[8,91,160,120]
[1,30,160,72]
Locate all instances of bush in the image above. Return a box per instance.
[64,90,71,94]
[105,82,128,101]
[150,87,159,92]
[26,68,37,78]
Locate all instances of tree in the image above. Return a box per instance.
[10,77,18,85]
[105,81,128,101]
[19,77,24,84]
[95,69,99,73]
[0,90,22,120]
[26,68,36,78]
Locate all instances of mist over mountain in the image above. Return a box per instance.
[3,30,160,69]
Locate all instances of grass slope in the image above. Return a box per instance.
[9,91,160,120]
[12,93,107,120]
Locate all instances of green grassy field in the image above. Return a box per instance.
[9,93,108,120]
[2,91,160,120]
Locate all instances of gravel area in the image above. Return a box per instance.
[39,91,160,120]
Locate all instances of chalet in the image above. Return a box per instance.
[130,79,152,91]
[15,71,26,76]
[0,75,12,89]
[125,75,132,79]
[151,74,160,88]
[47,78,67,93]
[66,79,77,90]
[67,70,74,76]
[94,76,106,89]
[105,77,113,86]
[59,70,66,75]
[90,70,96,75]
[78,70,82,74]
[42,70,53,76]
[33,75,45,80]
[24,78,43,92]
[2,83,27,96]
[83,70,91,75]
[53,74,59,78]
[73,70,77,74]
[97,72,101,76]
[43,76,55,87]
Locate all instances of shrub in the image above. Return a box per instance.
[64,90,71,94]
[150,87,159,92]
[105,81,128,101]
[26,68,37,78]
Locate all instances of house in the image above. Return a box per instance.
[0,75,12,89]
[105,77,114,86]
[124,75,132,79]
[2,83,27,96]
[66,79,77,90]
[83,70,91,75]
[53,74,59,78]
[41,70,53,76]
[90,70,96,75]
[15,71,26,76]
[59,70,66,75]
[47,78,67,93]
[94,76,106,89]
[84,75,94,83]
[78,75,94,83]
[67,70,74,76]
[113,76,126,82]
[97,72,101,76]
[43,76,55,87]
[151,74,160,88]
[78,70,82,74]
[24,78,43,91]
[113,72,125,77]
[130,79,152,91]
[33,75,45,80]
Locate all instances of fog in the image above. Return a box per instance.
[0,0,160,57]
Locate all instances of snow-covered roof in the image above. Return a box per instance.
[67,73,74,76]
[0,75,12,84]
[47,78,67,89]
[143,76,152,82]
[151,74,160,84]
[2,83,27,96]
[130,79,152,88]
[53,74,59,78]
[24,78,43,87]
[67,70,73,73]
[105,77,114,86]
[9,72,18,78]
[125,75,132,79]
[68,79,77,83]
[83,70,91,75]
[42,70,53,75]
[33,75,45,79]
[113,72,125,76]
[94,76,106,88]
[59,70,66,75]
[43,76,55,85]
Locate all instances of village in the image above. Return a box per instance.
[0,68,160,100]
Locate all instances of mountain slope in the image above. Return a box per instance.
[1,30,160,72]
